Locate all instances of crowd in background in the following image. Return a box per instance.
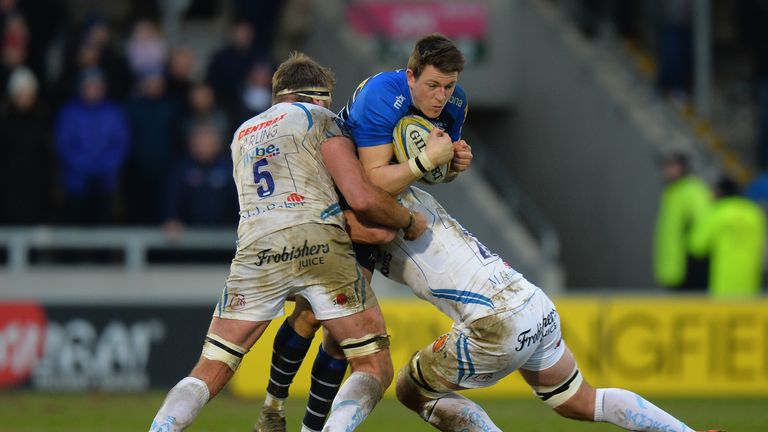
[0,0,299,231]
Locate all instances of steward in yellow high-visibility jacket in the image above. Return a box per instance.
[654,154,711,289]
[690,178,767,297]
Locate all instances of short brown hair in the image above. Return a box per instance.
[272,52,336,104]
[406,33,465,78]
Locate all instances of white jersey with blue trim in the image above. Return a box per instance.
[378,187,533,324]
[231,102,347,249]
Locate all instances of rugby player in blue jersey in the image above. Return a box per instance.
[255,34,720,432]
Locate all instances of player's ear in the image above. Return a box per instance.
[406,69,416,87]
[311,97,330,109]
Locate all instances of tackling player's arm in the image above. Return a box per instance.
[343,209,397,245]
[321,136,427,240]
[358,127,454,195]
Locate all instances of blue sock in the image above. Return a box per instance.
[265,319,313,399]
[303,345,348,431]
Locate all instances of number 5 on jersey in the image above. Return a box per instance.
[252,158,275,198]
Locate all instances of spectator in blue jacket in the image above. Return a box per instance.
[54,67,129,225]
[162,121,237,238]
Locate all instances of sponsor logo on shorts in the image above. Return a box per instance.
[432,334,449,353]
[515,309,558,352]
[469,373,493,383]
[228,294,246,311]
[254,240,330,268]
[334,294,348,306]
[286,193,304,203]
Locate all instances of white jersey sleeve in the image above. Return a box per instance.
[378,186,534,323]
[231,102,347,248]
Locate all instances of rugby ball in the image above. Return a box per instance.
[392,115,450,184]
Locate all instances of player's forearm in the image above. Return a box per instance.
[366,162,418,196]
[348,185,412,230]
[343,210,397,245]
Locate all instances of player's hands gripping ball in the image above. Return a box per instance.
[392,115,453,184]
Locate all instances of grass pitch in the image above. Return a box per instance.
[0,392,765,431]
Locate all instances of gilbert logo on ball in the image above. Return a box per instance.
[392,115,450,185]
[0,302,47,389]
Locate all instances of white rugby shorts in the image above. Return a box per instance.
[417,279,565,390]
[215,223,377,322]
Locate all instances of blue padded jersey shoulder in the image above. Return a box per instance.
[339,69,468,148]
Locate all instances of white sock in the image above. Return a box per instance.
[595,388,695,432]
[321,372,383,432]
[263,393,285,410]
[149,377,210,431]
[421,393,501,432]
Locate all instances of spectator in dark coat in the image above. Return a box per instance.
[165,45,196,107]
[0,13,28,104]
[56,17,131,105]
[205,20,255,119]
[163,121,237,237]
[0,66,52,224]
[54,67,129,225]
[124,70,180,224]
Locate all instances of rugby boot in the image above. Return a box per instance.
[253,406,286,432]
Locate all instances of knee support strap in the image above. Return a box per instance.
[201,333,248,371]
[339,333,389,359]
[531,365,583,408]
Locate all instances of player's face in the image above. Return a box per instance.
[407,65,458,119]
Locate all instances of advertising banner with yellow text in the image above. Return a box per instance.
[230,297,768,399]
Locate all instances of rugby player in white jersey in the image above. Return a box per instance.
[147,52,431,432]
[254,35,722,432]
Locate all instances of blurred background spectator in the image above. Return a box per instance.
[183,82,228,146]
[56,16,131,104]
[205,20,257,122]
[126,20,167,79]
[124,70,179,224]
[690,177,767,297]
[0,13,29,98]
[165,44,196,105]
[238,60,272,122]
[0,66,51,224]
[655,0,692,99]
[162,120,237,237]
[54,67,128,225]
[653,153,711,291]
